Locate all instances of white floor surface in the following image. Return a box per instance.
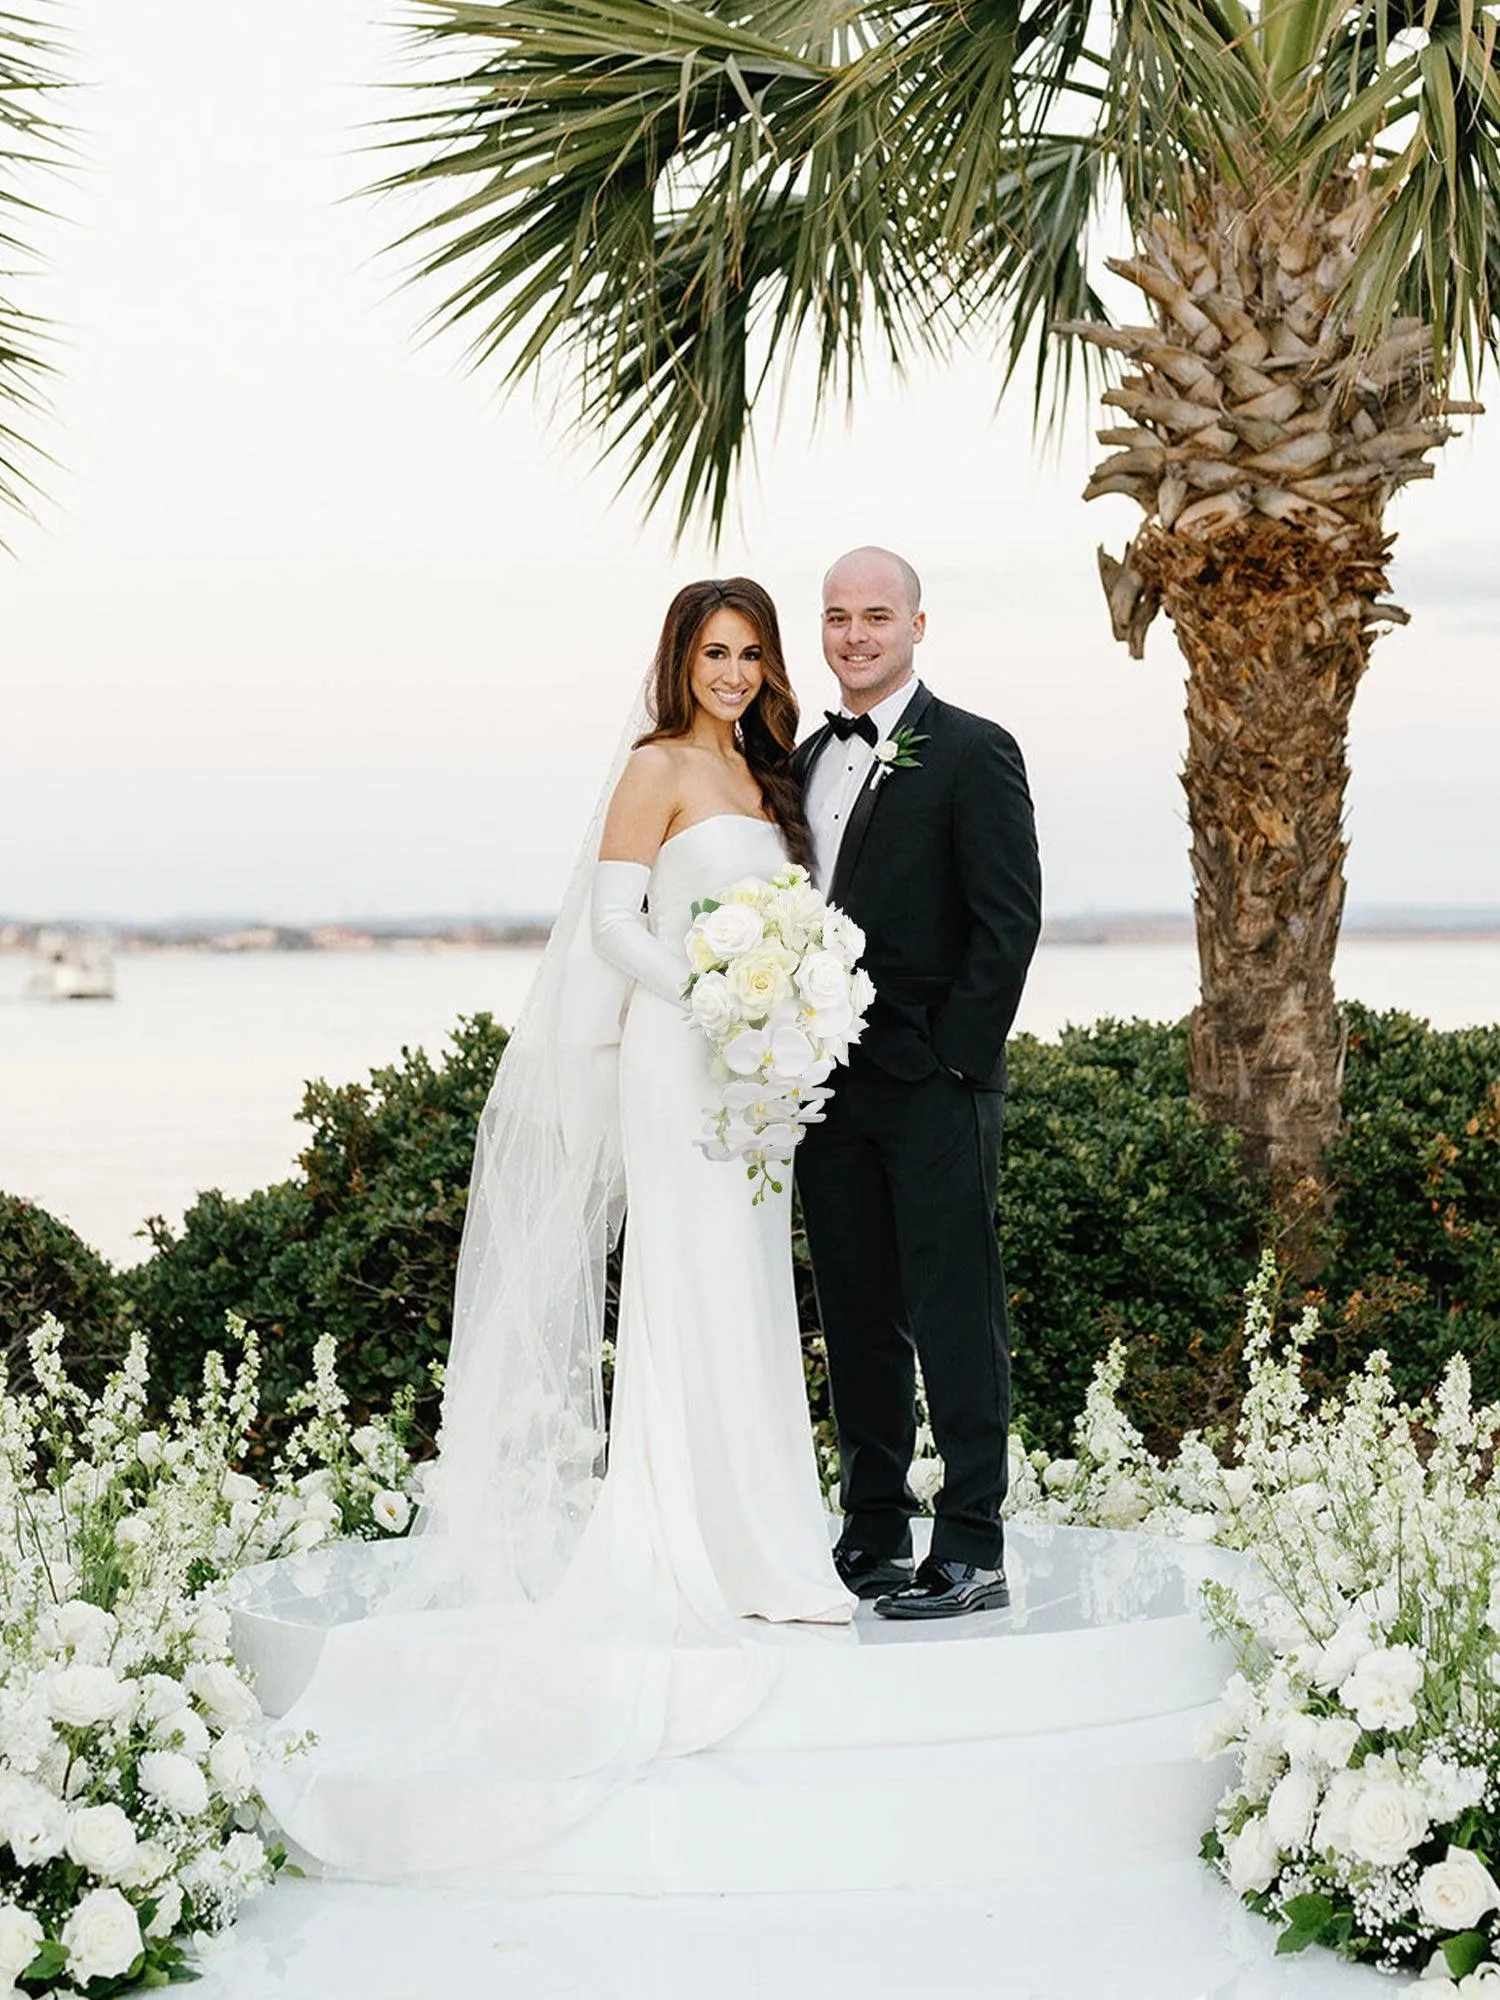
[192,1865,1400,2000]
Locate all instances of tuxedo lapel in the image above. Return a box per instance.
[829,686,936,909]
[793,723,835,787]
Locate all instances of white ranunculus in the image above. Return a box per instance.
[55,1600,117,1659]
[371,1489,411,1535]
[722,876,772,910]
[1340,1644,1425,1733]
[690,970,739,1040]
[1345,1776,1430,1866]
[1314,1715,1363,1770]
[726,944,795,1018]
[190,1602,233,1654]
[62,1885,143,1985]
[1226,1813,1281,1894]
[1313,1614,1374,1694]
[220,1470,260,1504]
[145,1880,184,1940]
[138,1750,210,1819]
[1264,1767,1322,1851]
[208,1731,256,1804]
[0,1903,44,1981]
[697,901,764,961]
[0,1774,68,1865]
[186,1661,260,1730]
[820,906,864,960]
[155,1706,211,1759]
[47,1663,132,1730]
[66,1802,139,1881]
[1417,1847,1500,1933]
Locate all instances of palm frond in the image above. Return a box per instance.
[0,3,64,526]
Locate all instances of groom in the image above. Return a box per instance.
[793,547,1042,1619]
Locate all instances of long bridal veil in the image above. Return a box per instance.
[249,683,739,1880]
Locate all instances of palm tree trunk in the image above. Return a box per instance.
[1128,516,1392,1204]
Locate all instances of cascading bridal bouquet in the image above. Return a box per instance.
[684,864,874,1201]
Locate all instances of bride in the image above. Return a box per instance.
[253,579,852,1882]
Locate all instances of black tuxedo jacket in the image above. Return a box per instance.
[792,686,1042,1092]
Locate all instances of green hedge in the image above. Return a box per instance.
[3,1003,1496,1457]
[0,1193,131,1396]
[121,1014,510,1444]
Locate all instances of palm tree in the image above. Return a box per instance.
[0,4,62,527]
[380,0,1500,1206]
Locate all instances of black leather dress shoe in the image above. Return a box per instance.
[873,1557,1010,1620]
[833,1547,914,1600]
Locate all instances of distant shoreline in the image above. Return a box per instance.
[4,911,1499,954]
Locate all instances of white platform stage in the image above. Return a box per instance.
[219,1523,1396,1997]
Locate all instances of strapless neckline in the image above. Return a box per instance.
[659,813,777,853]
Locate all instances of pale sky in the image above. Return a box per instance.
[3,0,1497,923]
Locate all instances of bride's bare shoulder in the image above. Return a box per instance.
[600,742,684,860]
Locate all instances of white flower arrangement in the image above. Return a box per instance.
[1017,1255,1500,1987]
[0,1315,422,1993]
[684,865,874,1201]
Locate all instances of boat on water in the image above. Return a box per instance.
[23,934,116,1001]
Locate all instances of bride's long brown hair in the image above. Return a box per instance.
[636,578,812,870]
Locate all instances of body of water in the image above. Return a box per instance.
[3,939,1497,1265]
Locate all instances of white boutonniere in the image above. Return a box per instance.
[869,725,928,789]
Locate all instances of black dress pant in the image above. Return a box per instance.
[796,1059,1010,1569]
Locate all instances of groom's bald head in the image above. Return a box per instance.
[822,546,922,614]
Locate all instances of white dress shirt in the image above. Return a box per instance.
[806,678,923,893]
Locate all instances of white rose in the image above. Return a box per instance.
[1226,1813,1281,1894]
[186,1661,260,1730]
[48,1664,131,1730]
[687,927,721,974]
[61,1885,143,1985]
[371,1489,411,1535]
[66,1803,139,1881]
[1345,1776,1429,1866]
[145,1880,184,1940]
[137,1750,210,1819]
[1417,1847,1500,1934]
[1459,1969,1500,1996]
[793,949,851,1013]
[726,944,795,1018]
[55,1600,117,1658]
[872,737,900,764]
[697,901,764,961]
[1279,1711,1322,1765]
[689,970,739,1040]
[1340,1644,1425,1733]
[220,1470,260,1504]
[722,875,772,909]
[1040,1457,1078,1493]
[208,1732,256,1805]
[820,905,864,959]
[1264,1767,1321,1851]
[0,1903,44,1981]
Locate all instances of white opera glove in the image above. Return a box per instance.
[590,861,690,1009]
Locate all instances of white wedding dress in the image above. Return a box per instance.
[252,812,851,1882]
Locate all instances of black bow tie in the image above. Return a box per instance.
[824,710,878,747]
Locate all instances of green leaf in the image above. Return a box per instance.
[1276,1892,1336,1955]
[1443,1932,1491,1979]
